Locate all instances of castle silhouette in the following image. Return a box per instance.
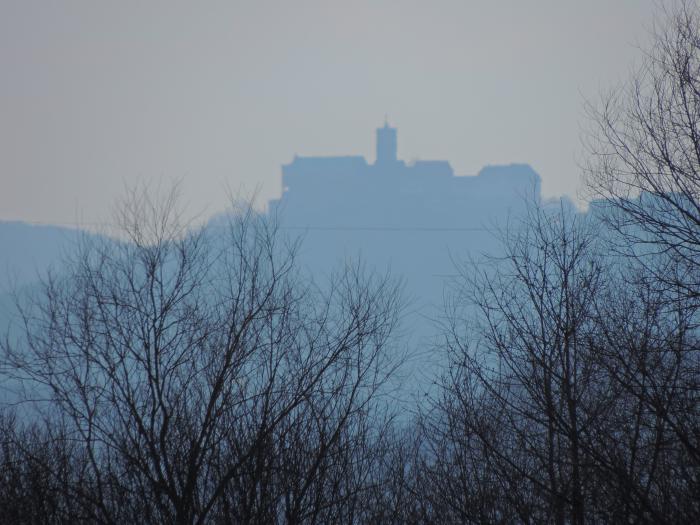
[267,122,543,385]
[269,123,540,229]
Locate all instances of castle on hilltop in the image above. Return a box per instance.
[269,123,541,229]
[266,123,542,354]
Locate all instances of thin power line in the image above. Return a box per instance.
[279,225,496,233]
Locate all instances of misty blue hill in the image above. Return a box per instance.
[0,125,550,398]
[0,221,79,337]
[0,221,87,292]
[0,221,96,348]
[0,222,92,404]
[264,124,545,387]
[0,221,110,342]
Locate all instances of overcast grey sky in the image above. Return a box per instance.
[1,0,659,225]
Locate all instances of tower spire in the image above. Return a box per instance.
[376,120,397,165]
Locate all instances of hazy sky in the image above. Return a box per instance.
[1,0,659,225]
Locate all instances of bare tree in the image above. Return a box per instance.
[422,197,700,523]
[425,202,606,524]
[588,260,700,522]
[584,0,700,299]
[583,2,700,520]
[0,412,89,523]
[1,186,404,524]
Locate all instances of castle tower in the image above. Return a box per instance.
[376,121,397,165]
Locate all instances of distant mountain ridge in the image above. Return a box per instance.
[0,126,553,391]
[0,221,89,293]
